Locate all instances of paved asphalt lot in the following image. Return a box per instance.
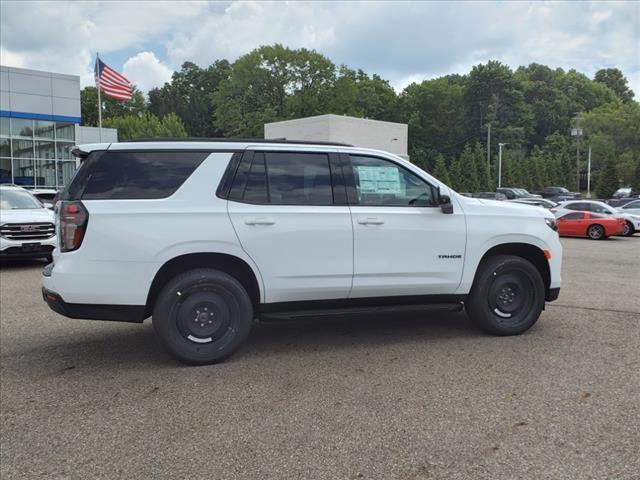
[1,238,639,479]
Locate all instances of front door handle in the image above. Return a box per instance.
[245,218,276,226]
[357,217,384,225]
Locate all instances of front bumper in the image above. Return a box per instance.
[42,285,146,323]
[0,236,56,259]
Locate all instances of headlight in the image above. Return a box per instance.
[545,217,558,231]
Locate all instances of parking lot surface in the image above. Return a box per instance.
[1,237,639,479]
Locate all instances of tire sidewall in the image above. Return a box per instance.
[153,269,253,365]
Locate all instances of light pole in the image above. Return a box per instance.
[571,127,583,193]
[498,142,508,188]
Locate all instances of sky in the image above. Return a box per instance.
[1,1,639,96]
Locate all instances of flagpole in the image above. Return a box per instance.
[96,53,102,142]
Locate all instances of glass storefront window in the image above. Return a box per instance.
[0,117,9,136]
[56,141,74,159]
[35,160,57,187]
[0,138,10,157]
[12,139,34,158]
[35,140,56,159]
[11,118,34,137]
[57,160,77,187]
[12,158,35,186]
[55,122,75,141]
[34,120,55,139]
[0,158,11,182]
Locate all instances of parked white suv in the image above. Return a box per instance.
[1,185,56,261]
[42,140,562,364]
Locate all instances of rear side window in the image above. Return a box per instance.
[231,152,334,205]
[560,212,584,220]
[67,150,209,200]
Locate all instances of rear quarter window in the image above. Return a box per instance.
[69,151,209,200]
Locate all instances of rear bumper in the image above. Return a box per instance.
[42,287,146,323]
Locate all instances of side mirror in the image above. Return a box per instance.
[437,188,453,214]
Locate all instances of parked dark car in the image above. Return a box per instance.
[540,186,581,202]
[497,187,542,200]
[472,192,507,200]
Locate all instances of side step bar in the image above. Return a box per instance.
[260,302,464,321]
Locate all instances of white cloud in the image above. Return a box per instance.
[0,0,638,97]
[123,51,173,92]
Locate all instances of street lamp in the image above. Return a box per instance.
[571,127,583,193]
[498,142,508,188]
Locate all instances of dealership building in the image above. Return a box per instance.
[0,65,116,189]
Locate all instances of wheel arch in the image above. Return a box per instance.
[145,253,262,317]
[477,243,551,298]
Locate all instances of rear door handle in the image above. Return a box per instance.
[357,217,384,225]
[245,218,276,226]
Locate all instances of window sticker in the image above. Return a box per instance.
[356,166,403,195]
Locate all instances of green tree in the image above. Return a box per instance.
[596,152,620,198]
[103,112,187,141]
[432,154,451,185]
[148,60,231,137]
[212,44,337,137]
[80,86,146,126]
[458,144,479,192]
[594,68,635,103]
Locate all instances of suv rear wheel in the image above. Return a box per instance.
[467,255,545,336]
[152,269,253,364]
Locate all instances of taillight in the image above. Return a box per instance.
[59,201,89,252]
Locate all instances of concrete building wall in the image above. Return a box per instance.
[0,65,81,122]
[265,114,409,159]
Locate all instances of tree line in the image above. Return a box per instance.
[81,44,639,198]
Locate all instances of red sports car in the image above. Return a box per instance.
[556,211,625,240]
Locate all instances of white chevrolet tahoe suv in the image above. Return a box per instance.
[42,140,562,364]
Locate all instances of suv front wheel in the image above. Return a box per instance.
[467,255,545,335]
[153,269,253,364]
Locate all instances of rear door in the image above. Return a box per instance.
[345,154,466,298]
[227,150,353,303]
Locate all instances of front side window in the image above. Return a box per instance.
[566,202,588,212]
[622,201,640,209]
[350,155,435,207]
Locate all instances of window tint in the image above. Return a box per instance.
[560,212,584,220]
[264,152,333,205]
[67,151,208,200]
[242,153,269,204]
[622,201,640,209]
[350,155,435,206]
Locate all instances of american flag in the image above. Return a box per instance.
[94,57,133,101]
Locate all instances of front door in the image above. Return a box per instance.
[347,154,466,298]
[227,150,353,304]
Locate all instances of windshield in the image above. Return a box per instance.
[0,189,43,210]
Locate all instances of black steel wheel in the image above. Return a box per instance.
[153,269,253,365]
[467,255,545,335]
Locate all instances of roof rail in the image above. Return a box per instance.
[124,137,354,147]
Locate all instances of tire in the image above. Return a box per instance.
[466,255,545,336]
[152,269,253,365]
[587,224,605,240]
[622,221,635,237]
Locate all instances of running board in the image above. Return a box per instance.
[259,302,464,321]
